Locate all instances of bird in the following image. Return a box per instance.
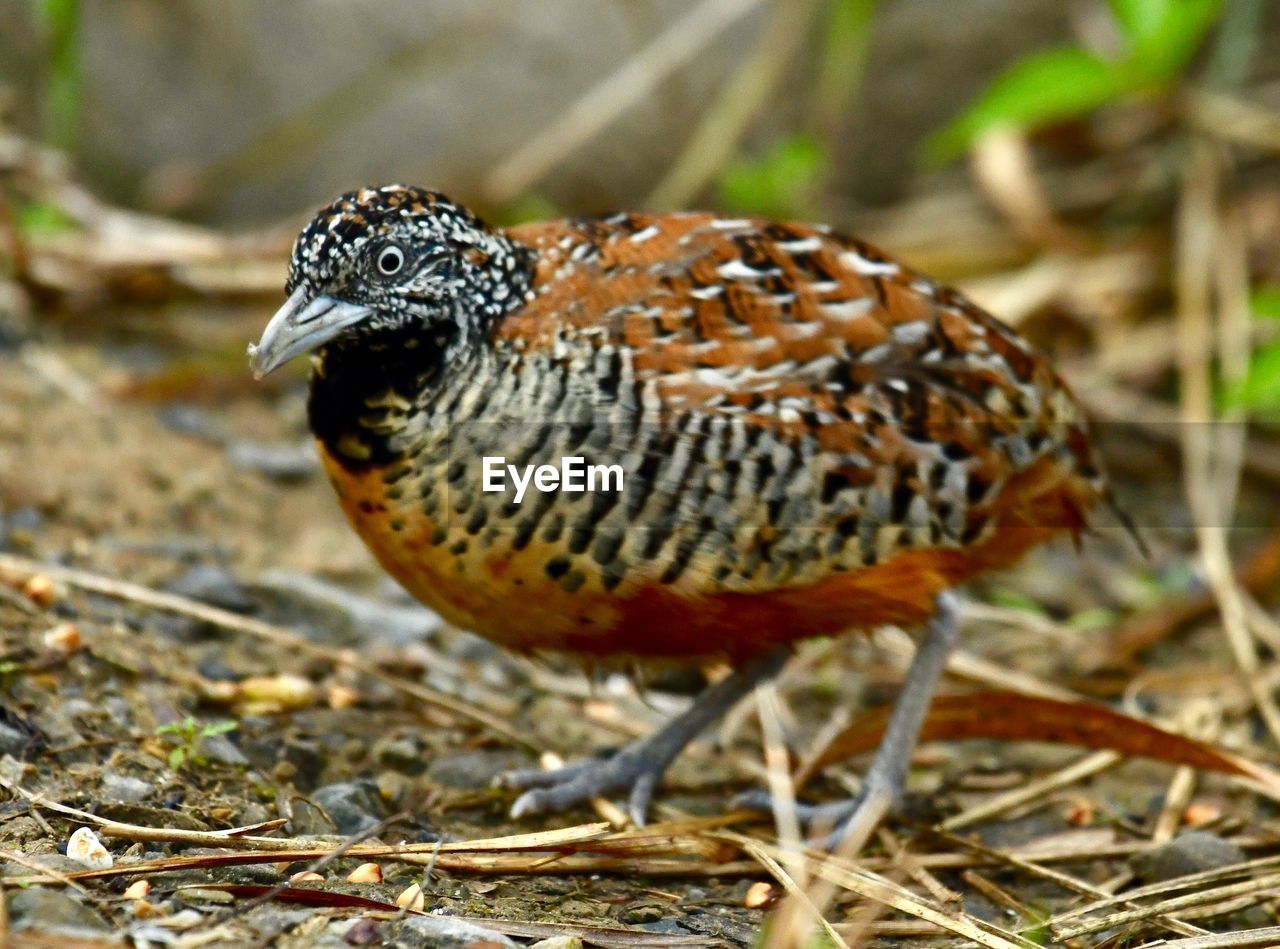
[249,184,1114,848]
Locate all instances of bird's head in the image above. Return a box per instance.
[249,185,531,378]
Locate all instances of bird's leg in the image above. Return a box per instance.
[738,592,961,850]
[501,646,791,827]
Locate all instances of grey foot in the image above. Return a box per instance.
[499,747,669,827]
[500,646,793,828]
[734,776,901,851]
[735,592,961,851]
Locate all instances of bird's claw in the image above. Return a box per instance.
[498,749,665,826]
[733,781,895,852]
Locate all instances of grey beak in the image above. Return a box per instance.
[248,289,373,379]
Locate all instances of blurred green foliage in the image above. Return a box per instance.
[719,133,827,221]
[714,0,875,222]
[155,716,238,772]
[1224,287,1280,417]
[18,200,76,235]
[35,0,81,151]
[925,0,1224,162]
[812,0,878,132]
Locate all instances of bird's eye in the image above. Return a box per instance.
[376,245,406,277]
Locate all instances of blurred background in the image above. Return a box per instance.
[3,4,1280,941]
[0,1,1276,584]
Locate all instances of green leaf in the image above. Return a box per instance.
[813,0,878,127]
[1108,0,1171,44]
[924,47,1132,163]
[34,0,82,151]
[719,133,827,220]
[1251,286,1280,321]
[1223,340,1280,415]
[200,720,238,738]
[989,588,1050,616]
[19,201,76,235]
[1128,0,1223,83]
[1068,607,1119,632]
[168,747,186,770]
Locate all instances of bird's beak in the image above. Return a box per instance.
[248,289,374,379]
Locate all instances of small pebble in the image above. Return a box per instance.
[237,673,315,713]
[42,623,81,653]
[101,773,153,803]
[228,440,317,483]
[130,897,167,919]
[8,888,110,934]
[1132,831,1246,883]
[165,565,256,613]
[346,862,383,884]
[395,882,425,912]
[743,881,776,909]
[1183,801,1222,827]
[23,574,57,607]
[311,779,388,835]
[123,880,151,899]
[66,827,112,870]
[328,684,361,709]
[290,871,325,884]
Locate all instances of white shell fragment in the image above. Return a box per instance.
[66,826,113,870]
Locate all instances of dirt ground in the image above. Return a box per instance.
[2,297,1279,947]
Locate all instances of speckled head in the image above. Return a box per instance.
[249,185,533,378]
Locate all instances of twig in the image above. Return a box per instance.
[1189,90,1280,153]
[1174,139,1280,746]
[941,750,1121,832]
[1054,871,1280,940]
[482,0,767,204]
[924,827,1208,939]
[1149,927,1280,949]
[206,811,410,928]
[725,833,1037,949]
[735,835,849,949]
[754,680,804,859]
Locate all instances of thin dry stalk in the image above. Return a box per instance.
[754,681,804,859]
[927,827,1208,939]
[1048,852,1280,927]
[735,836,849,949]
[940,750,1121,832]
[1146,924,1280,948]
[1153,703,1220,843]
[745,836,1038,949]
[961,869,1038,921]
[874,625,1080,703]
[1174,139,1280,745]
[483,0,766,203]
[645,0,823,209]
[1054,871,1280,940]
[1189,89,1280,152]
[877,829,959,906]
[969,127,1078,249]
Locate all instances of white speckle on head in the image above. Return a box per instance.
[629,225,661,244]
